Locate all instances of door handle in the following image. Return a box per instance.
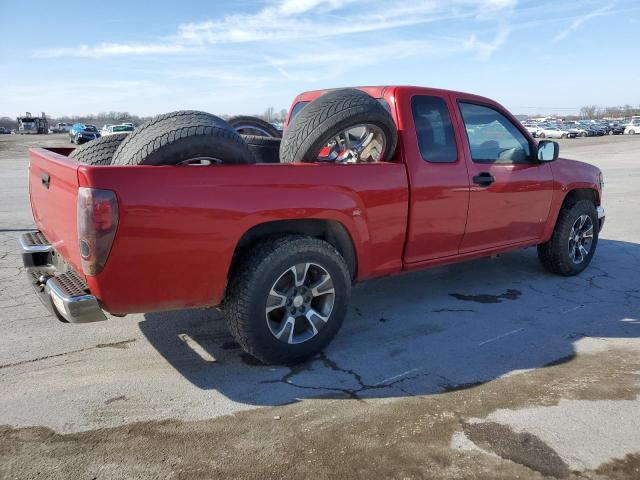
[41,172,50,189]
[472,172,495,187]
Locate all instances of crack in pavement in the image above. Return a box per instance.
[260,353,484,400]
[260,352,424,399]
[0,339,137,370]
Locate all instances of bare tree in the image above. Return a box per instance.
[580,105,598,119]
[263,107,275,122]
[0,116,14,129]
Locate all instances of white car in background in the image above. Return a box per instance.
[537,126,570,139]
[624,122,640,135]
[102,124,135,136]
[522,123,543,137]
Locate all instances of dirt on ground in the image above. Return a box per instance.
[1,348,639,479]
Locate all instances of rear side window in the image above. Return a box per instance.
[458,102,531,164]
[411,96,457,163]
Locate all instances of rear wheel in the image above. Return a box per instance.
[629,129,636,135]
[225,235,351,365]
[537,200,599,276]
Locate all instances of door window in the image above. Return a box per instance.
[459,102,531,164]
[411,96,458,163]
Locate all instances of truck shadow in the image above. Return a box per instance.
[138,238,640,405]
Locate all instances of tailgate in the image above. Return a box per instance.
[28,147,84,277]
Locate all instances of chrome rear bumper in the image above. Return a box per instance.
[20,232,106,323]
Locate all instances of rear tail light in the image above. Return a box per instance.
[77,187,119,276]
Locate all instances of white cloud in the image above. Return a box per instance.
[34,0,517,57]
[464,25,511,60]
[176,0,514,45]
[552,2,615,43]
[33,43,191,58]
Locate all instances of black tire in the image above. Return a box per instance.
[538,132,545,139]
[561,133,567,139]
[225,235,351,365]
[537,200,599,276]
[111,110,255,166]
[280,88,398,164]
[629,129,636,135]
[242,135,281,163]
[69,133,128,165]
[228,116,281,138]
[581,132,587,137]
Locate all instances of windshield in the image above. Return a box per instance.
[113,125,134,132]
[84,126,98,132]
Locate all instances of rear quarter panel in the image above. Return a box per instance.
[79,162,408,313]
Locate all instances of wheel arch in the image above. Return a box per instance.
[561,187,600,209]
[541,187,600,243]
[229,219,358,282]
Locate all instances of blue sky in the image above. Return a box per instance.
[1,0,639,117]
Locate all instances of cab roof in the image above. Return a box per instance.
[293,85,491,103]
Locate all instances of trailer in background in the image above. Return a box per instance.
[16,112,48,134]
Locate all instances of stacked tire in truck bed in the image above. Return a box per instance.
[70,89,397,167]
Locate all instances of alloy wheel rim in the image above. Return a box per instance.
[265,262,335,344]
[318,124,386,163]
[568,214,594,264]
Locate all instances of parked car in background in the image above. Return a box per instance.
[102,124,135,136]
[579,122,605,136]
[0,127,11,134]
[537,125,572,139]
[625,121,640,135]
[608,123,625,135]
[522,123,543,137]
[49,122,72,134]
[101,124,113,135]
[565,123,590,137]
[69,123,100,144]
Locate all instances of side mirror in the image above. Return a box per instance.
[537,140,559,162]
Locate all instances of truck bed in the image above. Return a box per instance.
[28,147,409,314]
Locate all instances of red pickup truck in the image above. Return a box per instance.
[21,86,605,364]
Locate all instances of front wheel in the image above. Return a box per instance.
[538,132,545,138]
[537,200,599,276]
[225,235,351,364]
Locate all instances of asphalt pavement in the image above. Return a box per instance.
[1,133,639,479]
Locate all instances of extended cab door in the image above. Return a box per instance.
[452,97,554,252]
[398,89,470,263]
